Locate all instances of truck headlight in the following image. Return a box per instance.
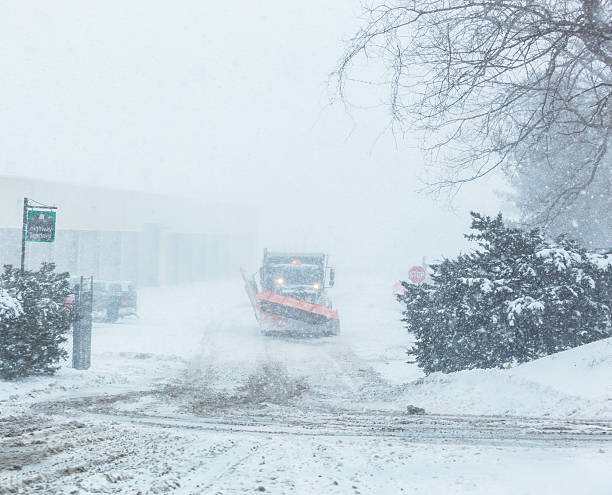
[313,282,321,290]
[275,277,285,285]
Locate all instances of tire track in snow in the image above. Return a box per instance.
[77,409,612,447]
[179,442,262,493]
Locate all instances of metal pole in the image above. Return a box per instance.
[20,197,28,272]
[73,277,82,369]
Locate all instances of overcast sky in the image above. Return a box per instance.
[0,1,506,276]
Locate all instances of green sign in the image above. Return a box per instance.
[26,210,56,242]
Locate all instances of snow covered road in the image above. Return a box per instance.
[2,408,612,495]
[2,279,612,494]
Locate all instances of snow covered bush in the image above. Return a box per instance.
[398,213,612,374]
[0,287,22,319]
[0,288,23,376]
[0,263,72,380]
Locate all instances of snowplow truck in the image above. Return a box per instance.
[241,250,340,336]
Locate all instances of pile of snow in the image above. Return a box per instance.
[396,337,612,419]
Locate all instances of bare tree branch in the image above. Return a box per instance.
[335,0,612,227]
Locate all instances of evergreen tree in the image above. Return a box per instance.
[398,213,612,374]
[0,263,72,379]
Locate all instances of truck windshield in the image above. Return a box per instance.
[269,264,321,285]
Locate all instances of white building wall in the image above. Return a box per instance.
[0,176,259,285]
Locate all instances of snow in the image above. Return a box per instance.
[588,252,612,270]
[511,337,612,401]
[1,279,611,493]
[458,277,494,293]
[505,296,545,325]
[387,336,612,419]
[537,248,612,273]
[0,288,22,318]
[536,247,582,270]
[1,278,610,419]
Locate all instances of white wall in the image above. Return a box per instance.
[0,176,259,284]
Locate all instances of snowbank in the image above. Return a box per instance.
[397,337,612,419]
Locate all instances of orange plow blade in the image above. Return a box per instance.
[241,268,340,335]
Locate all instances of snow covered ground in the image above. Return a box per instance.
[1,278,611,494]
[393,338,612,419]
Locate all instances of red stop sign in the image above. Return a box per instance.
[408,266,427,284]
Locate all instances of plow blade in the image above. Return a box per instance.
[256,291,340,335]
[257,290,339,324]
[240,269,339,335]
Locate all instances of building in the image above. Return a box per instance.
[0,175,258,285]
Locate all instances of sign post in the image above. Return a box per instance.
[20,197,58,271]
[20,198,27,272]
[73,276,93,370]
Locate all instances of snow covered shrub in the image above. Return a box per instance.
[0,288,23,374]
[0,287,22,319]
[0,263,72,380]
[398,213,612,374]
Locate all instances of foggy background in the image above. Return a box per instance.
[0,0,505,279]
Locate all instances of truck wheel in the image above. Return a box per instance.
[324,322,340,336]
